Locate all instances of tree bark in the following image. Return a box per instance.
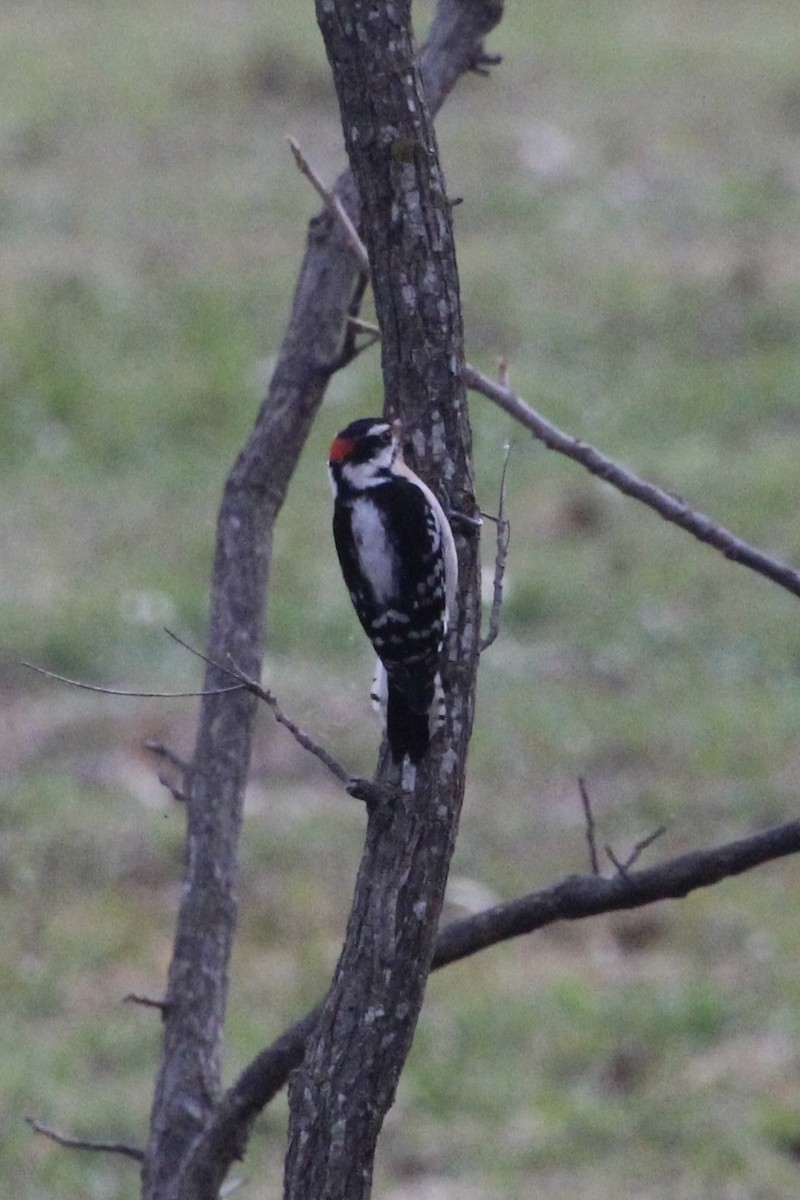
[141,3,503,1198]
[282,3,481,1197]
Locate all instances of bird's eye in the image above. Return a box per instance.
[379,429,392,444]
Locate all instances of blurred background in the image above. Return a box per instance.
[3,1,800,1196]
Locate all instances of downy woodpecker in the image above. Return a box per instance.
[328,418,458,764]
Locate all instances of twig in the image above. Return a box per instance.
[578,777,600,875]
[164,629,382,804]
[606,825,667,878]
[229,658,388,807]
[343,314,382,359]
[347,316,379,337]
[157,774,188,803]
[26,1117,143,1163]
[626,825,667,870]
[480,440,512,651]
[497,356,509,388]
[143,740,191,774]
[163,627,239,675]
[464,361,800,604]
[143,742,190,802]
[21,662,242,699]
[287,136,371,273]
[470,49,503,76]
[220,1178,248,1198]
[123,992,169,1013]
[232,660,354,785]
[604,843,627,878]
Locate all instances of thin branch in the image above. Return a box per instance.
[227,657,388,807]
[143,740,191,775]
[605,825,667,877]
[347,316,380,338]
[344,315,381,358]
[287,136,371,273]
[433,817,800,968]
[164,629,381,803]
[156,774,188,803]
[480,439,512,651]
[470,49,503,76]
[604,844,627,876]
[163,627,235,672]
[26,1117,143,1163]
[465,362,800,604]
[144,742,190,802]
[21,662,243,699]
[186,812,800,1183]
[124,992,170,1013]
[220,1179,248,1198]
[230,658,355,788]
[578,777,600,875]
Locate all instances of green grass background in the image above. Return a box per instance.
[3,1,800,1196]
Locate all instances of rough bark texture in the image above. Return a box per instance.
[282,3,481,1198]
[140,3,504,1199]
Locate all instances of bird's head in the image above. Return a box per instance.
[328,418,402,491]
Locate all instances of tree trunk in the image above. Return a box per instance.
[282,2,481,1196]
[141,3,502,1198]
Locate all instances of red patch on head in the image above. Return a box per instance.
[329,435,356,463]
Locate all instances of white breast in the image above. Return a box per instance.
[350,496,397,604]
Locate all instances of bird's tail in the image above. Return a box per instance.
[381,665,445,764]
[386,679,431,764]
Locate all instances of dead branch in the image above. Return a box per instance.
[156,774,188,804]
[287,137,370,272]
[164,629,381,802]
[189,810,800,1180]
[124,993,170,1014]
[235,662,388,807]
[480,440,512,651]
[433,816,800,966]
[606,826,667,877]
[578,777,600,875]
[346,315,380,338]
[465,362,800,604]
[143,741,191,775]
[26,1116,143,1163]
[21,661,242,699]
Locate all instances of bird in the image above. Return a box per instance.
[328,417,458,764]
